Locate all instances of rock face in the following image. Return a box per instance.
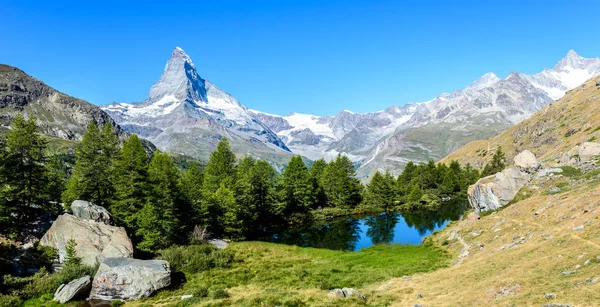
[71,200,114,225]
[468,168,531,212]
[40,214,133,266]
[513,150,541,173]
[53,275,92,304]
[89,257,171,301]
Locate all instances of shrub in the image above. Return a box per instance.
[157,244,235,274]
[111,300,125,307]
[192,286,209,298]
[559,166,582,177]
[0,294,22,307]
[212,289,229,299]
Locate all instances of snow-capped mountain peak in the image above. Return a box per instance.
[466,72,500,90]
[102,47,291,163]
[148,46,207,103]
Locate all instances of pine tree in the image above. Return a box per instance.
[180,162,206,229]
[62,122,118,207]
[365,170,396,209]
[111,134,149,228]
[64,238,82,266]
[483,146,507,176]
[0,114,52,232]
[210,185,242,239]
[203,138,236,194]
[237,160,278,234]
[321,154,362,208]
[309,158,328,208]
[135,151,180,251]
[279,155,315,216]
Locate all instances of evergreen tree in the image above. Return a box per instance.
[321,155,362,208]
[483,146,507,176]
[237,160,278,234]
[203,138,236,194]
[111,134,149,228]
[279,155,315,217]
[0,114,52,233]
[209,185,242,239]
[64,238,82,266]
[309,158,328,208]
[365,170,396,209]
[180,162,206,229]
[62,122,118,207]
[135,151,180,251]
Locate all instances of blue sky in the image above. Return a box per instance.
[1,0,599,116]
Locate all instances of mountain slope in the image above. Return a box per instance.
[103,47,292,166]
[441,75,600,168]
[254,50,600,177]
[0,64,124,141]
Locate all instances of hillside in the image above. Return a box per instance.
[0,64,125,142]
[441,75,600,168]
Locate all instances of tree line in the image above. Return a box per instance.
[0,115,503,253]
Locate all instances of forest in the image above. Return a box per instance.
[0,115,500,253]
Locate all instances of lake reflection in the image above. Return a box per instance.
[266,201,468,251]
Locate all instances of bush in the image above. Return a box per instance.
[559,166,582,177]
[212,288,229,299]
[157,244,235,274]
[192,286,209,298]
[0,294,22,307]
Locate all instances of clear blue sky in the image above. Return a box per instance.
[1,0,599,116]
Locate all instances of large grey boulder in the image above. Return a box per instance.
[40,214,133,266]
[89,257,171,301]
[54,275,92,303]
[468,167,531,212]
[513,150,540,173]
[71,200,114,225]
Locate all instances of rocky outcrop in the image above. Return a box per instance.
[89,257,171,301]
[561,142,600,171]
[40,214,133,266]
[468,168,531,212]
[71,200,114,225]
[513,150,541,173]
[53,275,92,304]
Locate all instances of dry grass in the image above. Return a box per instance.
[370,173,600,306]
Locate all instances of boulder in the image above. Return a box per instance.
[513,150,540,173]
[71,200,114,225]
[467,168,531,212]
[328,288,366,301]
[561,142,600,167]
[89,257,171,301]
[53,275,92,304]
[40,214,133,266]
[207,239,228,249]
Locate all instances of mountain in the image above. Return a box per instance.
[254,50,600,177]
[441,75,600,168]
[102,47,292,166]
[0,64,126,146]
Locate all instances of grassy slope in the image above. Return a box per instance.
[371,170,600,306]
[130,243,450,307]
[441,76,600,168]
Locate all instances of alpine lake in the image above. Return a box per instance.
[263,200,469,251]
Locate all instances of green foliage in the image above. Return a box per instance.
[62,121,118,207]
[482,146,507,177]
[212,289,230,299]
[365,171,396,209]
[321,155,363,209]
[111,300,125,307]
[110,134,149,229]
[64,239,82,267]
[135,151,181,252]
[559,165,582,177]
[203,137,236,194]
[0,114,54,235]
[157,244,235,274]
[280,156,315,217]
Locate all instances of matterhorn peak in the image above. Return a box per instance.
[148,46,206,103]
